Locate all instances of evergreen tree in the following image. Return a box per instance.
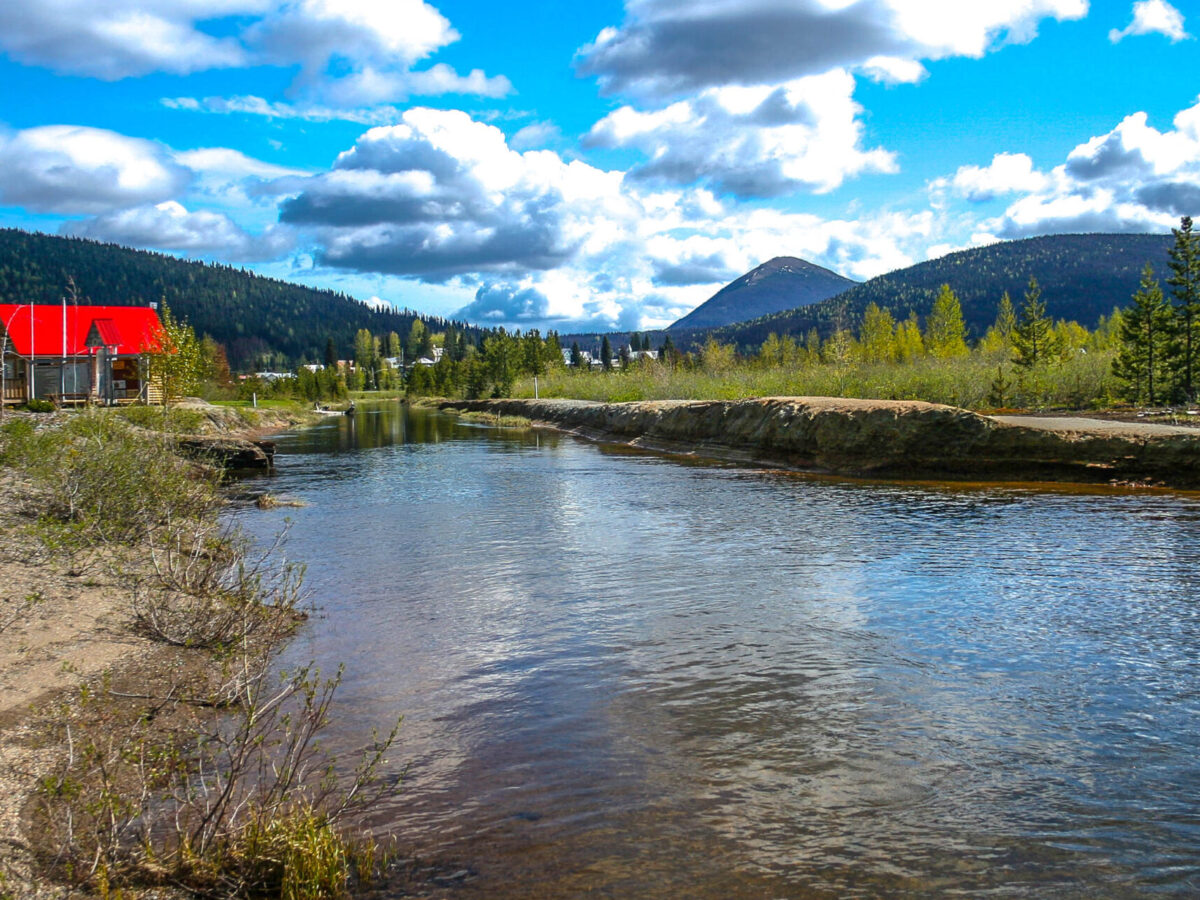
[545,331,564,368]
[924,284,968,358]
[1012,276,1062,368]
[980,291,1017,355]
[1166,215,1200,400]
[660,334,676,367]
[601,335,613,370]
[1114,264,1172,405]
[570,341,584,368]
[324,336,338,367]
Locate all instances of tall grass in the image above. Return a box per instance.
[516,350,1119,410]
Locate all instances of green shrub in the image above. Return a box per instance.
[22,398,55,413]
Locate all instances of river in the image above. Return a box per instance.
[239,402,1200,898]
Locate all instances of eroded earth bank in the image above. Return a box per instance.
[442,397,1200,488]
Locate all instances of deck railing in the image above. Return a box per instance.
[2,377,27,403]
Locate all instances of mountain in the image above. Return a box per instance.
[708,233,1175,350]
[668,256,857,331]
[0,229,486,369]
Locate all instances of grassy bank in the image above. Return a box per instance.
[512,350,1119,411]
[0,409,398,898]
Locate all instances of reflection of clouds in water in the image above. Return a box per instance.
[243,409,1200,896]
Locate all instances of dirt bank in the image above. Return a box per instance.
[0,403,312,896]
[442,397,1200,488]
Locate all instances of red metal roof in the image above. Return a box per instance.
[0,304,163,356]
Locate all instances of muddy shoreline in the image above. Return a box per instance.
[441,397,1200,489]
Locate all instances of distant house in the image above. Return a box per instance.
[0,303,163,406]
[413,347,444,367]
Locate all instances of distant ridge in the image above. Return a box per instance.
[668,256,857,331]
[708,233,1175,349]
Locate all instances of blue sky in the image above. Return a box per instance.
[0,0,1197,332]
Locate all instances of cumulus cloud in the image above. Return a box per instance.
[576,0,1088,98]
[1,1,509,105]
[0,1,250,79]
[1109,0,1190,43]
[64,200,293,260]
[278,108,636,279]
[935,152,1051,202]
[585,69,896,197]
[247,1,511,105]
[0,125,189,214]
[979,97,1200,238]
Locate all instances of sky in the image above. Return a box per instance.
[0,0,1197,334]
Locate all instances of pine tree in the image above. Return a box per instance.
[924,284,968,358]
[1012,276,1062,368]
[601,335,613,370]
[980,292,1017,355]
[1113,264,1172,405]
[660,334,676,367]
[1166,216,1200,401]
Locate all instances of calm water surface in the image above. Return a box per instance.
[240,403,1200,898]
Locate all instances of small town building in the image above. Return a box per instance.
[0,303,164,406]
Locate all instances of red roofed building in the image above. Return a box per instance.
[0,304,164,405]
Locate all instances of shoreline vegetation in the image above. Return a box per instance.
[0,402,401,899]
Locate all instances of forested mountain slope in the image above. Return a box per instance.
[668,256,857,331]
[0,229,480,368]
[710,233,1174,349]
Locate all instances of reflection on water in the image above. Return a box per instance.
[241,403,1200,898]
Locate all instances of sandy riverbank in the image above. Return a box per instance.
[0,403,315,897]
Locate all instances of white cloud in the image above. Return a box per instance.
[979,97,1200,237]
[936,152,1051,203]
[1109,0,1190,43]
[577,0,1089,97]
[0,125,189,214]
[0,1,254,79]
[64,201,294,260]
[585,69,897,197]
[277,108,638,280]
[163,95,406,124]
[0,1,509,105]
[861,55,928,84]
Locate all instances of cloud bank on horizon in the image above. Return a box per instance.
[0,0,1196,334]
